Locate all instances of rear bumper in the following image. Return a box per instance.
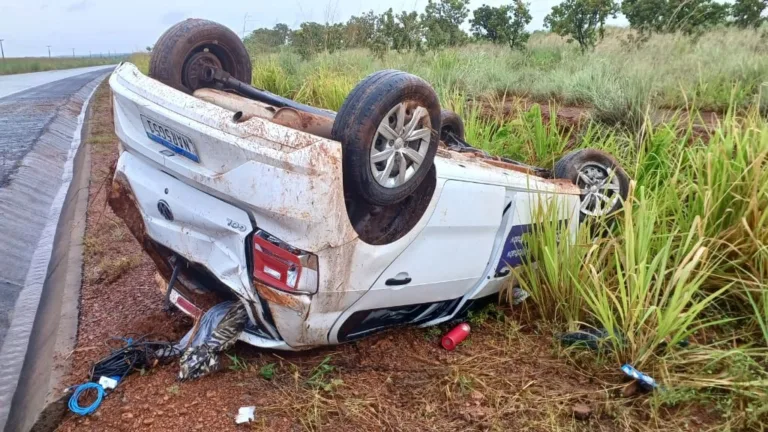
[167,288,290,350]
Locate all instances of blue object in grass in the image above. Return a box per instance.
[621,364,658,389]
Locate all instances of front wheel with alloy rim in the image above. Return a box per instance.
[554,149,630,220]
[332,70,441,206]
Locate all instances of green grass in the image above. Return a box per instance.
[238,27,768,125]
[0,56,124,75]
[503,103,768,428]
[129,53,149,76]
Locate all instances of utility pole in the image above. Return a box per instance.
[47,45,51,58]
[72,48,75,58]
[242,13,250,38]
[0,40,5,59]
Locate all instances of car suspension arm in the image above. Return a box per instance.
[201,66,336,119]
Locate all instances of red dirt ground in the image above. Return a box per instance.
[55,84,718,432]
[476,94,721,138]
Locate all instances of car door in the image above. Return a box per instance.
[330,179,506,342]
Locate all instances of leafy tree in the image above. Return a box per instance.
[422,0,470,49]
[470,1,532,50]
[291,22,326,59]
[622,0,731,35]
[272,24,291,45]
[377,8,400,50]
[243,24,292,53]
[508,1,534,49]
[732,0,767,28]
[544,0,619,52]
[325,23,346,54]
[346,11,377,48]
[395,11,424,51]
[471,4,507,41]
[685,1,731,32]
[621,0,668,33]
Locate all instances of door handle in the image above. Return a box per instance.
[385,277,412,286]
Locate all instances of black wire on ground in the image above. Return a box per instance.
[88,334,181,382]
[69,334,182,416]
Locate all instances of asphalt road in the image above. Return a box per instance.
[0,65,115,100]
[0,65,112,348]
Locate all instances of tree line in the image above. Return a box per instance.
[243,0,768,58]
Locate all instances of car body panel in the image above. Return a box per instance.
[115,152,255,300]
[108,62,583,350]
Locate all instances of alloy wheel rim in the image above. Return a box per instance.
[370,102,431,188]
[575,162,622,217]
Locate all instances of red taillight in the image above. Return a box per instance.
[252,231,318,295]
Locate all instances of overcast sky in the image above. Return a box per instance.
[0,0,629,58]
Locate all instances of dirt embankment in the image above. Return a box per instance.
[476,94,722,138]
[56,84,716,432]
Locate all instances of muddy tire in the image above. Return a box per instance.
[554,149,630,219]
[332,70,441,206]
[149,19,252,93]
[440,109,465,142]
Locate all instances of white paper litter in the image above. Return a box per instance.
[235,406,255,424]
[97,376,118,390]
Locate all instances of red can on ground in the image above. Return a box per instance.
[441,323,470,350]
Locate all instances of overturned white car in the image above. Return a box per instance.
[108,19,629,350]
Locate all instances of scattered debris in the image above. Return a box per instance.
[571,404,592,421]
[90,336,179,380]
[558,327,616,351]
[235,406,256,424]
[622,380,643,398]
[469,390,485,403]
[621,364,658,390]
[560,328,689,354]
[441,323,471,350]
[177,301,248,380]
[68,336,179,416]
[511,287,530,305]
[97,376,118,390]
[68,382,105,416]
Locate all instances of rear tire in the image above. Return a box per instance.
[440,109,465,142]
[149,19,252,93]
[333,70,441,206]
[554,149,629,220]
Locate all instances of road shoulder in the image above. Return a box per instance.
[0,73,107,432]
